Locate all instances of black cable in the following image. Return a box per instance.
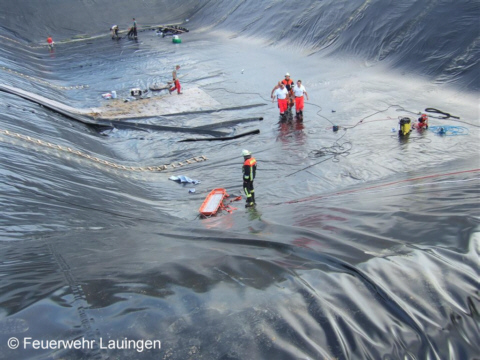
[304,101,335,126]
[424,107,478,127]
[342,104,412,130]
[424,107,459,120]
[286,156,334,177]
[310,140,353,162]
[285,128,352,177]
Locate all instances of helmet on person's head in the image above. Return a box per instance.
[285,73,290,77]
[242,149,251,157]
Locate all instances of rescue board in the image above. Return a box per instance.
[199,188,228,216]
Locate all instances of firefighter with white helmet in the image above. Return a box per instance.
[242,150,257,207]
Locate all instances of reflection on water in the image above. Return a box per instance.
[277,112,306,148]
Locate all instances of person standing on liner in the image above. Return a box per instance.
[271,73,295,109]
[292,80,309,118]
[128,18,137,39]
[169,65,182,94]
[242,150,257,208]
[133,18,138,39]
[272,82,288,115]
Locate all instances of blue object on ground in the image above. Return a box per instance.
[169,175,201,184]
[428,125,468,136]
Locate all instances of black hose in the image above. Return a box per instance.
[193,117,263,130]
[424,108,460,120]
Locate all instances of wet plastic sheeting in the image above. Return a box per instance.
[0,1,479,359]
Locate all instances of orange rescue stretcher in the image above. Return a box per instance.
[199,188,228,216]
[199,189,242,217]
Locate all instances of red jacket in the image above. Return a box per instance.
[282,79,294,91]
[243,157,257,181]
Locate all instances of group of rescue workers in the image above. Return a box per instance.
[271,73,309,118]
[242,72,308,208]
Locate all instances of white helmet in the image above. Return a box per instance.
[242,149,251,157]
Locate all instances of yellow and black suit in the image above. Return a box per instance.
[243,156,257,207]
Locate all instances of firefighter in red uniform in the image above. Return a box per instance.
[242,149,257,208]
[282,73,294,109]
[282,73,294,90]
